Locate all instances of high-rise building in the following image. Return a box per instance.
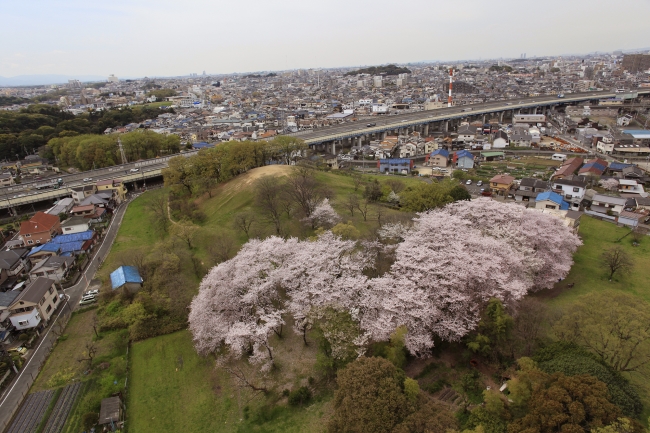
[622,54,650,73]
[373,76,383,88]
[107,74,118,83]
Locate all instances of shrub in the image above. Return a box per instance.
[82,412,99,430]
[288,386,312,406]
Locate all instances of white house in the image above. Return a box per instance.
[590,194,627,216]
[457,125,475,142]
[618,179,645,194]
[399,143,417,158]
[9,278,61,330]
[60,216,91,234]
[596,136,615,154]
[528,127,541,144]
[552,177,587,209]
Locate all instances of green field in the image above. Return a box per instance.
[534,216,650,421]
[127,331,330,433]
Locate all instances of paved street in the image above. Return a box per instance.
[0,194,134,432]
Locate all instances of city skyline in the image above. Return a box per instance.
[2,0,650,79]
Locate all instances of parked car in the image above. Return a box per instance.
[477,180,483,186]
[8,346,27,356]
[79,297,97,306]
[466,179,472,185]
[83,178,92,182]
[366,123,376,127]
[86,289,99,296]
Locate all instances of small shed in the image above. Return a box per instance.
[110,266,143,293]
[99,396,124,427]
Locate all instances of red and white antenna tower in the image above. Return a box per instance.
[447,68,453,108]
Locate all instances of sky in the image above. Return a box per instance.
[2,0,650,78]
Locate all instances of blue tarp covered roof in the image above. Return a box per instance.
[456,150,475,160]
[50,231,94,244]
[110,266,143,290]
[537,191,569,210]
[27,243,61,256]
[56,241,86,254]
[609,162,633,171]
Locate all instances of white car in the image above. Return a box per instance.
[83,178,92,182]
[466,179,472,185]
[79,297,96,306]
[130,168,139,172]
[477,181,483,186]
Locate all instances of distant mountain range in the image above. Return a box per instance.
[0,74,108,87]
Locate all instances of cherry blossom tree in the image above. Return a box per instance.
[303,198,340,229]
[600,178,619,192]
[190,198,581,361]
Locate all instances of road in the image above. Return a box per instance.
[0,150,197,209]
[0,193,134,432]
[289,89,650,145]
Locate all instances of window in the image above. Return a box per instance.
[18,320,28,326]
[27,240,33,245]
[53,295,58,304]
[40,298,45,306]
[36,240,40,244]
[45,305,52,313]
[565,195,572,200]
[573,187,580,192]
[49,287,54,295]
[25,234,31,238]
[555,185,561,189]
[546,205,557,209]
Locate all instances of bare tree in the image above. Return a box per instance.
[76,342,98,369]
[221,363,268,394]
[145,192,170,234]
[352,172,363,191]
[375,205,386,225]
[172,222,198,249]
[285,165,322,217]
[345,194,359,216]
[208,232,238,264]
[356,199,370,221]
[631,226,647,244]
[512,298,548,357]
[385,179,406,194]
[255,176,284,235]
[602,246,633,280]
[117,247,148,276]
[232,212,257,240]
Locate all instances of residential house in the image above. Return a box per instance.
[110,266,143,293]
[0,248,31,288]
[454,150,475,169]
[321,154,338,170]
[590,194,627,216]
[61,216,91,234]
[70,205,96,217]
[492,131,508,148]
[79,192,114,209]
[398,143,417,158]
[49,230,97,256]
[596,136,615,154]
[552,157,584,180]
[509,126,531,147]
[99,396,124,427]
[528,127,541,145]
[45,198,75,217]
[0,173,14,187]
[552,177,587,209]
[618,179,645,194]
[515,178,549,202]
[618,211,646,228]
[457,125,475,142]
[0,291,20,326]
[27,243,61,265]
[96,179,127,203]
[606,162,634,178]
[579,158,608,177]
[19,212,61,246]
[426,149,449,167]
[378,159,413,174]
[622,166,648,183]
[635,196,650,210]
[71,185,97,204]
[535,191,569,211]
[489,174,515,196]
[29,256,74,283]
[8,278,61,330]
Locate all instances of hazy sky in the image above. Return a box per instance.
[2,0,650,78]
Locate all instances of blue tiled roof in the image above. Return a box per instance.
[609,162,633,171]
[57,241,86,254]
[580,162,606,173]
[110,266,143,290]
[456,150,474,160]
[431,149,449,158]
[27,243,61,256]
[537,191,569,210]
[50,231,94,244]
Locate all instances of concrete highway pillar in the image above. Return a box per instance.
[332,141,336,155]
[499,111,504,123]
[381,131,387,140]
[423,123,429,136]
[444,121,449,132]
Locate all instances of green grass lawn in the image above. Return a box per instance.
[535,216,650,422]
[127,331,330,433]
